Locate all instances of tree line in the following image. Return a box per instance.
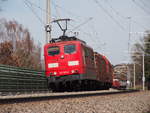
[131,31,150,86]
[0,19,42,70]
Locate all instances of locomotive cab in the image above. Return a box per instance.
[44,38,85,86]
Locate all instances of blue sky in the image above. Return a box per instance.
[0,0,150,65]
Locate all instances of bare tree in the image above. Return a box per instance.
[131,31,150,85]
[0,19,42,70]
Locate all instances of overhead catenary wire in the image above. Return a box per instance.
[51,0,95,38]
[24,0,110,57]
[69,17,93,33]
[52,2,61,19]
[92,0,126,31]
[139,0,150,11]
[132,0,150,15]
[69,22,106,54]
[88,22,105,52]
[104,0,127,20]
[104,0,149,31]
[24,0,99,35]
[23,0,45,25]
[132,19,149,30]
[23,0,83,25]
[51,0,92,24]
[67,22,100,49]
[24,0,47,13]
[24,0,57,21]
[52,0,111,54]
[51,0,102,47]
[24,0,93,36]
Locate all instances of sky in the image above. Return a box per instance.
[0,0,150,65]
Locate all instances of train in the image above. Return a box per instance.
[112,78,127,89]
[44,36,113,91]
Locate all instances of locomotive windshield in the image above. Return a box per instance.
[64,44,76,54]
[48,46,60,56]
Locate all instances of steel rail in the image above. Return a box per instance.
[0,89,140,104]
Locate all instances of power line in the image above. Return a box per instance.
[105,0,127,20]
[132,19,149,30]
[70,23,107,54]
[51,1,88,22]
[51,1,92,37]
[51,0,101,45]
[132,0,150,15]
[104,0,149,31]
[51,0,108,54]
[24,0,89,28]
[52,2,61,19]
[23,0,45,25]
[92,0,126,31]
[24,0,97,41]
[68,22,102,50]
[23,0,104,50]
[70,17,93,32]
[139,0,150,10]
[24,0,46,13]
[108,1,149,30]
[24,0,57,20]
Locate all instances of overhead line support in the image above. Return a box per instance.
[45,0,51,43]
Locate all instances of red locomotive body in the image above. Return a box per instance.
[44,37,113,91]
[44,40,84,77]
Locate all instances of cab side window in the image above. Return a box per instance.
[84,47,94,60]
[84,48,90,57]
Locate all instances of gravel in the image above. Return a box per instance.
[0,91,150,113]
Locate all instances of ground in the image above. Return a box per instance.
[0,91,150,113]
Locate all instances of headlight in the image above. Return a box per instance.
[71,70,79,73]
[54,72,57,75]
[68,61,79,66]
[71,70,75,73]
[48,63,59,68]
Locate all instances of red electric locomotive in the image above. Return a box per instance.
[44,36,113,91]
[112,78,127,89]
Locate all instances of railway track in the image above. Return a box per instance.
[0,89,139,104]
[0,64,140,105]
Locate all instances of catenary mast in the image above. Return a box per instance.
[45,0,51,43]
